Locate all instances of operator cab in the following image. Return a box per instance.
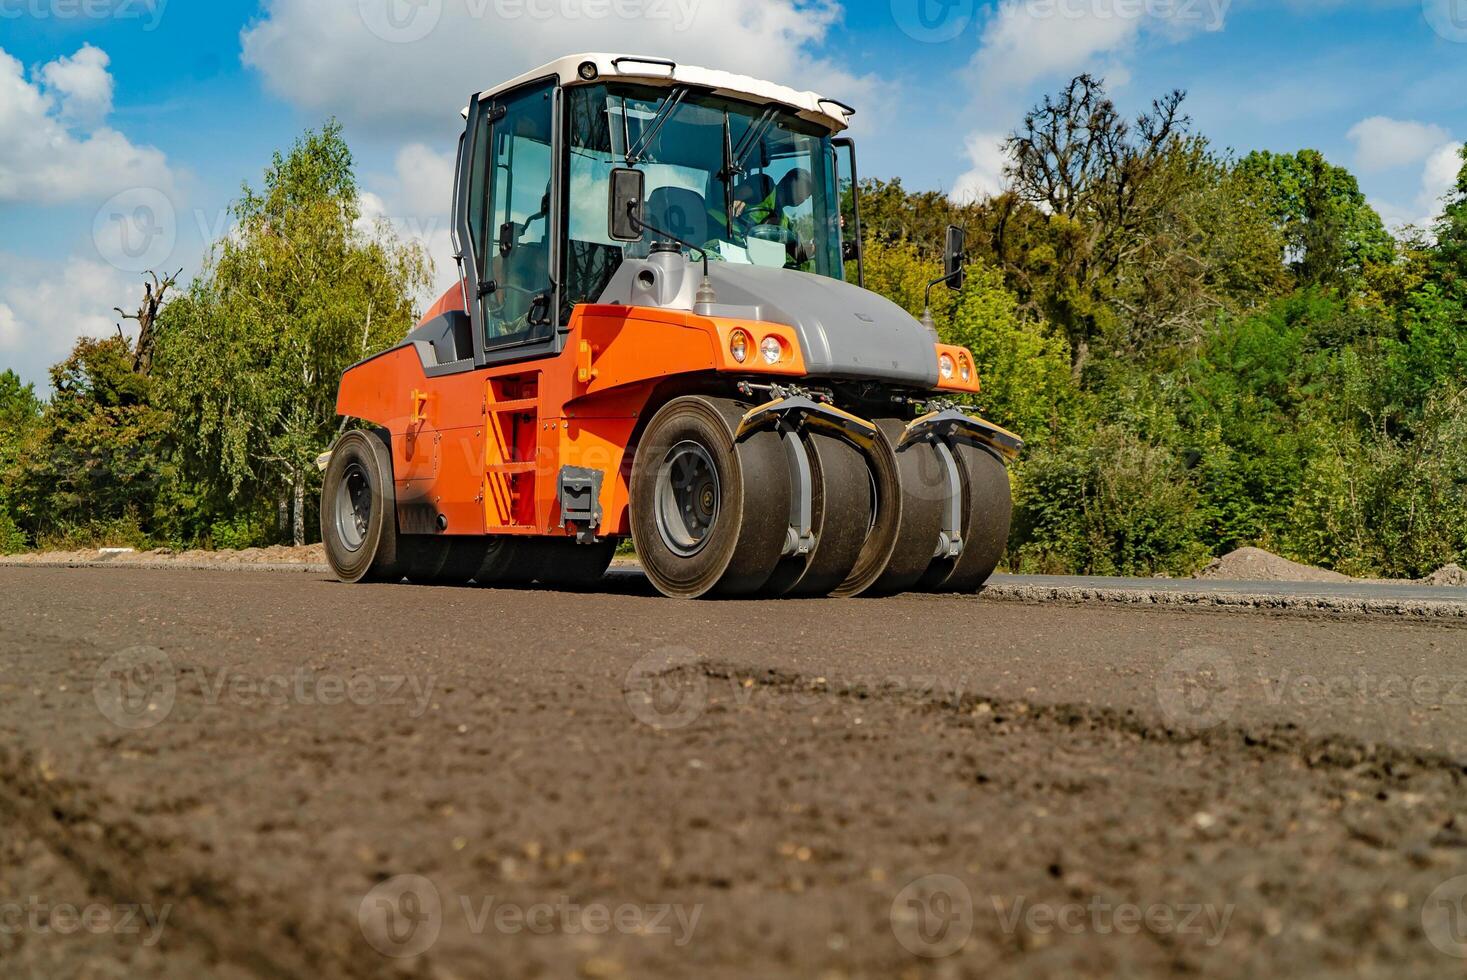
[449,53,861,369]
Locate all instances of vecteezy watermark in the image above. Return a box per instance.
[623,647,707,730]
[358,0,701,44]
[1423,874,1467,959]
[1263,668,1467,709]
[890,0,979,43]
[890,874,974,958]
[358,875,702,959]
[94,646,177,731]
[359,875,443,959]
[0,898,171,946]
[0,0,166,30]
[1156,647,1238,731]
[93,187,177,274]
[990,894,1234,947]
[194,667,436,718]
[1424,0,1467,43]
[358,0,442,43]
[93,648,437,729]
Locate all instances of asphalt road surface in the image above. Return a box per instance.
[2,566,1466,979]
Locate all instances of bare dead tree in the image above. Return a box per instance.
[999,75,1190,376]
[114,269,182,376]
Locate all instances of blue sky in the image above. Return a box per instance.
[2,0,1465,389]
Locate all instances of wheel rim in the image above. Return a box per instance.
[334,462,372,553]
[655,441,720,557]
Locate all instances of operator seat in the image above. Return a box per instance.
[645,186,708,247]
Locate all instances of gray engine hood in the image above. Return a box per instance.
[597,260,941,388]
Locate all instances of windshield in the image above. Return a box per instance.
[563,82,844,315]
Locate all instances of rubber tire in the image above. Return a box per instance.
[630,396,790,599]
[764,431,874,597]
[521,537,618,589]
[321,429,403,584]
[399,536,451,584]
[832,419,946,597]
[419,537,488,585]
[919,441,1012,593]
[473,537,534,586]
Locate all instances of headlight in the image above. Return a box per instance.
[761,336,783,365]
[730,330,750,364]
[939,353,955,380]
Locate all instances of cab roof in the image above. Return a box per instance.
[467,53,853,134]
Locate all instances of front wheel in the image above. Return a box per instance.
[321,429,403,584]
[629,396,790,599]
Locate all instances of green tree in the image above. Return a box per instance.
[1236,149,1394,290]
[9,338,177,546]
[943,262,1076,448]
[1431,143,1467,292]
[154,122,429,544]
[0,369,41,551]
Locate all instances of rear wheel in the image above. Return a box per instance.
[399,536,452,584]
[421,537,488,585]
[321,429,403,584]
[630,396,790,599]
[473,536,533,586]
[832,419,946,597]
[765,431,873,597]
[521,537,618,589]
[918,441,1012,593]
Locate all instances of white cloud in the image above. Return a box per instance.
[952,0,1228,203]
[951,131,1009,204]
[970,0,1226,102]
[240,0,877,139]
[0,303,20,350]
[1370,139,1464,232]
[38,44,115,127]
[0,44,174,205]
[1347,116,1453,173]
[359,145,461,305]
[0,255,143,390]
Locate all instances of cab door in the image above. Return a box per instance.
[456,79,560,364]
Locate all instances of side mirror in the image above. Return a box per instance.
[608,168,646,242]
[944,225,966,291]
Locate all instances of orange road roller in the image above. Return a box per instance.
[321,53,1022,599]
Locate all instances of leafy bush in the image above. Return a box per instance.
[36,515,151,552]
[1011,424,1211,577]
[945,263,1077,448]
[0,508,27,554]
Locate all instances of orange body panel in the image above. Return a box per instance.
[335,303,808,539]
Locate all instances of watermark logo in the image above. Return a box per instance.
[1424,0,1467,42]
[991,894,1234,946]
[358,877,702,958]
[94,646,177,731]
[359,875,443,959]
[891,0,978,42]
[93,187,177,274]
[358,0,701,42]
[0,899,171,946]
[0,0,167,30]
[358,0,442,43]
[1423,874,1467,959]
[624,646,707,730]
[890,874,973,958]
[1156,647,1238,731]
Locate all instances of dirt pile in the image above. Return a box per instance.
[1423,563,1467,587]
[1197,548,1467,588]
[1195,547,1354,583]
